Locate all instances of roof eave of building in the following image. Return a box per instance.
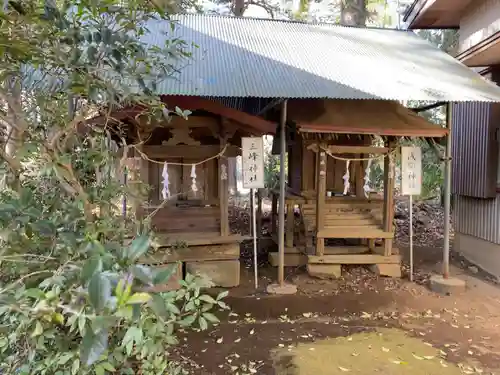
[404,0,460,30]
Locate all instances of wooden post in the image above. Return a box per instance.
[257,189,263,246]
[271,193,278,236]
[316,150,327,256]
[286,201,294,248]
[355,157,365,198]
[383,142,395,256]
[219,141,229,237]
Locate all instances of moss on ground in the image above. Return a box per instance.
[272,328,466,375]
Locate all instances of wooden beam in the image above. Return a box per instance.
[308,254,401,264]
[140,243,239,263]
[219,135,229,237]
[329,145,389,154]
[143,145,240,159]
[317,228,394,239]
[315,150,327,256]
[307,144,389,154]
[298,123,448,137]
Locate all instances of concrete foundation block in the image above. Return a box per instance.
[307,264,342,279]
[429,275,466,295]
[370,263,402,278]
[186,260,240,287]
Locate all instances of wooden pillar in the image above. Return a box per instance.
[316,150,327,256]
[257,189,263,244]
[127,147,148,219]
[355,156,365,198]
[271,192,278,236]
[286,201,294,248]
[383,142,395,256]
[219,143,229,237]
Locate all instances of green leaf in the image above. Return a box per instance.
[101,362,116,372]
[217,290,229,300]
[88,273,111,311]
[81,256,102,283]
[202,312,219,324]
[178,315,196,327]
[95,365,105,375]
[122,326,143,349]
[198,316,208,330]
[80,329,108,366]
[24,288,45,299]
[153,264,176,284]
[31,321,43,337]
[126,235,150,261]
[150,294,168,317]
[199,294,216,304]
[92,316,118,334]
[126,292,151,305]
[166,302,180,315]
[130,265,153,285]
[57,353,73,365]
[71,359,80,375]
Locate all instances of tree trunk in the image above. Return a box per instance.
[340,0,367,26]
[233,0,245,16]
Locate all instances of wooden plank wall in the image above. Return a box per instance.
[147,158,218,204]
[146,206,220,234]
[300,146,364,196]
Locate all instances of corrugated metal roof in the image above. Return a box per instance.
[141,15,500,102]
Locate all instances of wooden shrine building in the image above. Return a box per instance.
[268,99,448,278]
[93,96,276,288]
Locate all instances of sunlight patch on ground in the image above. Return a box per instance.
[272,328,466,375]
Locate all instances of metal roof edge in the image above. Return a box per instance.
[172,13,411,34]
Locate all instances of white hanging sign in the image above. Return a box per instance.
[242,137,265,189]
[401,146,422,196]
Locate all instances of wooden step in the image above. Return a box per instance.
[317,227,394,239]
[302,201,383,210]
[308,254,401,264]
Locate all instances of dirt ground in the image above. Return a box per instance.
[172,243,500,375]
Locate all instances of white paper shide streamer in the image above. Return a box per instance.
[342,160,350,195]
[191,164,198,195]
[363,159,372,198]
[161,162,170,200]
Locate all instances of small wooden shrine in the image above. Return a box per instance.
[94,96,275,288]
[268,99,447,278]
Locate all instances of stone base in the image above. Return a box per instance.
[266,283,298,295]
[429,275,466,295]
[268,252,307,267]
[370,263,402,278]
[186,260,240,287]
[307,264,342,279]
[143,262,183,292]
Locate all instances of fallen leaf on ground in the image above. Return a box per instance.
[216,337,223,344]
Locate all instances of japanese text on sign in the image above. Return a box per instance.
[401,146,422,196]
[241,137,265,189]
